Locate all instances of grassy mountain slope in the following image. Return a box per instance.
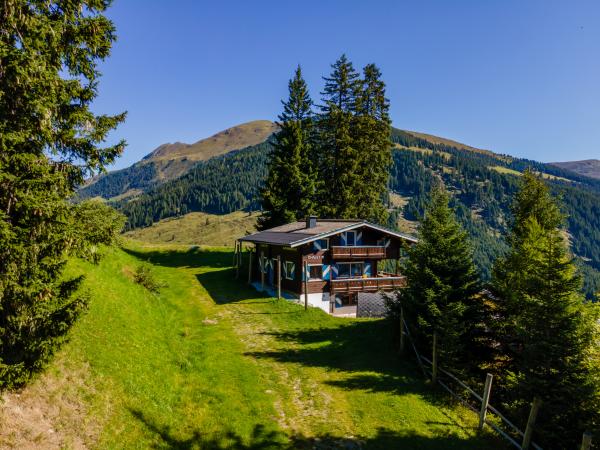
[123,210,259,246]
[77,120,277,201]
[551,159,600,180]
[0,244,501,448]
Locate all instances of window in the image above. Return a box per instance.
[345,231,356,246]
[336,262,363,278]
[308,264,323,280]
[313,238,329,251]
[284,261,295,280]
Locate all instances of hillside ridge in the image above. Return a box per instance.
[551,159,600,180]
[79,121,496,202]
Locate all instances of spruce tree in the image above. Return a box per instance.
[259,66,315,229]
[398,187,481,372]
[490,170,600,448]
[354,63,392,224]
[0,0,125,387]
[316,54,361,218]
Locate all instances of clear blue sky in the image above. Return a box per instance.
[93,0,600,170]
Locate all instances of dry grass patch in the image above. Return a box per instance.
[0,358,101,449]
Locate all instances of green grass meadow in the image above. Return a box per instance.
[9,242,502,449]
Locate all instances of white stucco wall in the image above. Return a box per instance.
[305,293,331,313]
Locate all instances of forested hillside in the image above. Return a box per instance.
[77,120,277,201]
[114,128,600,299]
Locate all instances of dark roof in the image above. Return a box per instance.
[239,219,417,247]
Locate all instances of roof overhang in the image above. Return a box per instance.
[289,221,417,247]
[239,221,417,247]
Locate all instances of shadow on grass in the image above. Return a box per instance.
[129,408,491,449]
[245,321,476,426]
[122,246,271,305]
[122,246,233,269]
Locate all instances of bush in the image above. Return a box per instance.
[133,265,164,293]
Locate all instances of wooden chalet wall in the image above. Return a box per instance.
[246,225,408,298]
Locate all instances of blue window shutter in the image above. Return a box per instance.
[322,264,330,281]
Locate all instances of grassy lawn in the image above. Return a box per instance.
[1,243,502,449]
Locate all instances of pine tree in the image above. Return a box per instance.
[354,63,392,224]
[0,1,125,387]
[397,187,481,372]
[316,54,361,218]
[259,66,315,229]
[490,170,600,448]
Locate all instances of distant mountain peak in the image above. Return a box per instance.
[143,120,277,164]
[551,159,600,180]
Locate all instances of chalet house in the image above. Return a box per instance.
[237,216,417,317]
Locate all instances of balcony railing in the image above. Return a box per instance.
[330,275,407,293]
[331,245,386,259]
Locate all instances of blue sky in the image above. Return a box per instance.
[94,0,600,170]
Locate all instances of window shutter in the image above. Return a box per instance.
[322,264,330,281]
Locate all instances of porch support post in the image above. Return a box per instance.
[303,260,308,311]
[247,248,253,284]
[235,241,240,279]
[260,250,265,291]
[277,255,281,300]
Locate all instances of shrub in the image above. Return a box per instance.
[133,265,164,293]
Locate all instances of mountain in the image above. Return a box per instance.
[79,121,600,299]
[551,159,600,180]
[77,120,278,201]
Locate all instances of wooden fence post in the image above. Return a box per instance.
[521,397,541,450]
[478,373,493,431]
[431,331,438,384]
[580,431,592,450]
[303,261,308,311]
[399,307,405,355]
[247,249,252,284]
[277,256,281,300]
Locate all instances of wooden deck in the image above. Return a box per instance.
[331,245,386,259]
[330,276,407,294]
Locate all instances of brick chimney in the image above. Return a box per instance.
[306,215,317,229]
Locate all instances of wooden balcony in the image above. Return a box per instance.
[331,245,386,259]
[330,275,407,294]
